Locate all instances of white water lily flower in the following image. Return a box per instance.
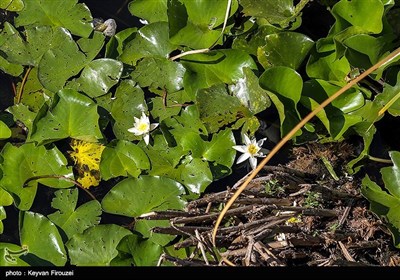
[127,112,159,145]
[232,134,268,170]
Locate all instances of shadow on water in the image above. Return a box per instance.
[79,0,142,31]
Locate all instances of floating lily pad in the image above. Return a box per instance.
[101,175,186,217]
[20,211,67,266]
[66,224,132,266]
[48,188,102,239]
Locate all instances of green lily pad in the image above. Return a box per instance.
[173,105,208,135]
[0,188,13,206]
[259,66,303,138]
[361,151,400,248]
[306,47,351,83]
[105,27,137,59]
[196,83,249,134]
[6,104,37,139]
[66,224,132,266]
[181,49,257,99]
[20,211,67,266]
[70,58,123,98]
[0,207,5,234]
[0,0,24,11]
[169,0,238,49]
[239,0,295,27]
[300,79,364,139]
[144,131,215,196]
[120,22,175,66]
[38,31,104,92]
[0,120,11,140]
[232,24,282,56]
[110,80,147,141]
[128,0,168,23]
[15,67,54,112]
[131,57,186,93]
[170,21,221,49]
[100,140,150,180]
[374,71,400,117]
[331,0,384,34]
[101,176,186,217]
[149,90,188,122]
[121,234,163,266]
[170,123,235,168]
[0,56,23,76]
[228,67,271,114]
[135,219,175,246]
[258,32,314,70]
[167,0,187,38]
[346,71,400,127]
[344,34,390,69]
[0,23,62,66]
[345,72,400,172]
[181,157,213,195]
[14,0,93,38]
[169,128,205,158]
[203,128,236,168]
[48,188,102,239]
[180,0,238,27]
[145,134,185,170]
[29,89,103,145]
[0,142,74,210]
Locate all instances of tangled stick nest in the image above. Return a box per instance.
[139,143,400,267]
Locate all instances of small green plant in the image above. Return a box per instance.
[303,191,321,208]
[264,179,285,196]
[328,222,340,232]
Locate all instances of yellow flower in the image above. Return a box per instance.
[286,216,301,224]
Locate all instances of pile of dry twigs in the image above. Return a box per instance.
[139,145,400,267]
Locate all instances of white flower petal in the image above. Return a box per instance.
[143,134,150,145]
[236,153,250,164]
[150,123,159,131]
[128,127,142,135]
[249,157,257,170]
[232,145,247,153]
[139,19,149,25]
[243,134,251,145]
[257,137,267,147]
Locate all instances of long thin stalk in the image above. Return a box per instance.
[16,66,32,104]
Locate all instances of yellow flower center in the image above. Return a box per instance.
[247,144,258,156]
[138,122,149,132]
